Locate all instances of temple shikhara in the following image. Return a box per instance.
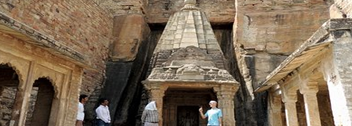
[0,0,352,126]
[143,0,238,125]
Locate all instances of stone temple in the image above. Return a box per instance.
[0,0,351,126]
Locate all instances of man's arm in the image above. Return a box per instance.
[218,117,222,126]
[199,107,206,119]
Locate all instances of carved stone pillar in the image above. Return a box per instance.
[300,82,321,126]
[13,62,34,126]
[268,93,283,126]
[281,88,299,126]
[215,85,238,126]
[323,25,352,125]
[147,83,166,126]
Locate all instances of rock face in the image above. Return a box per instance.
[110,14,150,61]
[93,0,333,125]
[89,17,159,125]
[1,0,348,125]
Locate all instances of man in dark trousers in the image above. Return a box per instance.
[95,98,111,126]
[76,94,88,126]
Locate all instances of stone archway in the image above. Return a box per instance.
[0,64,20,126]
[144,82,238,126]
[26,78,55,126]
[163,88,216,126]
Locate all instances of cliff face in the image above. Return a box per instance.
[0,0,347,125]
[87,0,332,125]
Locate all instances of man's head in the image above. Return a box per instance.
[209,100,217,108]
[99,98,109,106]
[79,94,88,103]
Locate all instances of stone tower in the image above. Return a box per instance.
[143,1,239,125]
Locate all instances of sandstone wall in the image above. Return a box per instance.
[92,0,235,24]
[145,0,236,24]
[236,0,331,85]
[0,0,113,94]
[234,0,332,125]
[333,0,352,17]
[0,87,16,126]
[92,0,144,16]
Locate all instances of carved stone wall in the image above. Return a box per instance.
[0,31,84,125]
[0,87,16,126]
[0,0,113,95]
[234,0,332,125]
[92,0,235,24]
[24,87,38,126]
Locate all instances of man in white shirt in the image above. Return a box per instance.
[76,94,88,126]
[96,98,111,126]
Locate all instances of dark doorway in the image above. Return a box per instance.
[177,106,199,126]
[27,78,54,126]
[0,64,19,126]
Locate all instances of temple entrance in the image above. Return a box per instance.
[163,88,216,126]
[177,106,199,126]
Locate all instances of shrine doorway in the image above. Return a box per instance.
[177,106,199,126]
[163,88,216,126]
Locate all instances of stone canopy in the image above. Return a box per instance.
[147,46,237,83]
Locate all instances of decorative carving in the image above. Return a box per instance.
[164,46,213,66]
[176,64,205,75]
[184,0,196,4]
[147,63,237,82]
[0,13,85,62]
[182,0,199,10]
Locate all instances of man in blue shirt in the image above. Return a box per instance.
[199,100,222,126]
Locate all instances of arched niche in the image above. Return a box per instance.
[26,78,55,126]
[0,63,20,126]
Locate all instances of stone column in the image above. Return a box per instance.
[268,93,283,126]
[147,83,166,126]
[215,84,238,126]
[11,89,25,126]
[322,25,352,125]
[12,62,34,126]
[281,88,299,126]
[300,82,321,126]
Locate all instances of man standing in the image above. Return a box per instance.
[77,94,88,126]
[141,101,159,126]
[199,100,222,126]
[96,98,111,126]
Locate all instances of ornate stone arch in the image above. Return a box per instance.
[31,72,63,99]
[0,62,25,90]
[0,52,31,91]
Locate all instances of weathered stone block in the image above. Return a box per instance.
[111,14,151,61]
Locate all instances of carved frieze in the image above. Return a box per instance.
[148,63,236,82]
[147,46,235,82]
[149,46,226,72]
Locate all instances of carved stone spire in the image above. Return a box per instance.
[182,0,198,10]
[184,0,196,4]
[146,0,238,84]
